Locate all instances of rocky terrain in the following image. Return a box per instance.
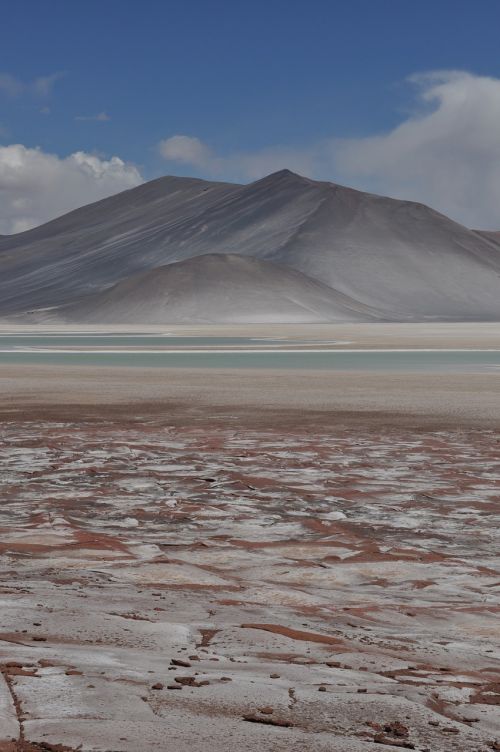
[0,416,499,751]
[1,170,500,322]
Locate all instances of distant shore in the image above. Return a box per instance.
[1,320,500,349]
[0,323,498,429]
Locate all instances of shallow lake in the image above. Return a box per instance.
[0,334,499,371]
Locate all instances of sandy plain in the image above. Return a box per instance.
[0,323,499,752]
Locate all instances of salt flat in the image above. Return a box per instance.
[0,419,499,751]
[0,323,499,751]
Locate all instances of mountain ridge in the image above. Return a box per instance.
[1,169,499,322]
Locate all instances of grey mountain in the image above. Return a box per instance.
[59,253,383,324]
[1,169,500,322]
[477,230,500,245]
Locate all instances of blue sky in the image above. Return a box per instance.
[1,0,500,231]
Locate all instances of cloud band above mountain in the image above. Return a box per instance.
[159,71,500,229]
[1,70,499,232]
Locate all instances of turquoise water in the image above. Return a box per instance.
[0,335,499,371]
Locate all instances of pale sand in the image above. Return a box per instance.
[0,363,499,428]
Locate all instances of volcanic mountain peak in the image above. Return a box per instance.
[1,169,500,322]
[251,168,313,185]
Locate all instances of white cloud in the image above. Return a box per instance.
[334,71,500,229]
[158,71,500,228]
[75,111,111,122]
[0,71,65,98]
[158,134,316,182]
[0,144,143,234]
[159,135,212,166]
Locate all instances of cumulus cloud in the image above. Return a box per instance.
[75,111,111,122]
[0,71,65,98]
[334,71,500,228]
[159,71,500,228]
[0,144,143,234]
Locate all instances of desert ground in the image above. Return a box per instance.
[0,324,499,752]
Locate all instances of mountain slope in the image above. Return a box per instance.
[267,182,500,319]
[0,175,241,314]
[1,169,500,321]
[55,254,384,324]
[477,230,500,245]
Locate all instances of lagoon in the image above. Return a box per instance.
[0,334,499,372]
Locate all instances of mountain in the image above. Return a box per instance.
[1,169,500,322]
[477,230,500,245]
[0,176,239,316]
[57,253,383,324]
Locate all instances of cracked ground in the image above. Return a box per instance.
[0,416,499,751]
